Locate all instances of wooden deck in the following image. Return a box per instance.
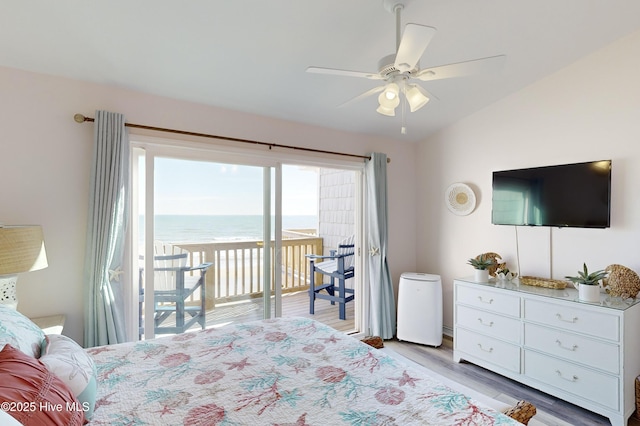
[147,289,356,337]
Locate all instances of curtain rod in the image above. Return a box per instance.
[74,114,389,163]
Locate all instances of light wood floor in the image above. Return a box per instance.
[385,337,640,426]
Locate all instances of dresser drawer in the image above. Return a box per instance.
[524,350,619,410]
[457,305,521,344]
[456,328,520,373]
[524,323,619,374]
[523,298,619,341]
[456,284,520,317]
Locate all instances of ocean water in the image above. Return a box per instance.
[140,215,317,243]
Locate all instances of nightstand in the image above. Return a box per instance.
[30,314,66,335]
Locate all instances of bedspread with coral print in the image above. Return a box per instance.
[86,317,519,425]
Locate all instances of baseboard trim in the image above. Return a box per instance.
[443,326,453,338]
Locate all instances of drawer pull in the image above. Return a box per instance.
[555,339,578,351]
[477,296,494,304]
[555,313,578,323]
[477,318,494,327]
[477,344,494,353]
[555,370,579,382]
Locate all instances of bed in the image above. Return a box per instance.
[0,305,527,425]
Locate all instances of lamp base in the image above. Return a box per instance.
[0,275,18,310]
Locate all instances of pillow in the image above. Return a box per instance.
[0,303,45,358]
[40,334,98,420]
[0,410,23,426]
[0,344,84,425]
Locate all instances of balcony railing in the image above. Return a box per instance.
[175,233,322,308]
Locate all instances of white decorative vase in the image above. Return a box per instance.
[474,269,489,283]
[578,284,601,302]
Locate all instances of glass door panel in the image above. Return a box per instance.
[278,165,358,334]
[136,154,272,339]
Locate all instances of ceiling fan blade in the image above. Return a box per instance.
[414,55,506,81]
[306,66,383,80]
[338,86,385,108]
[394,24,437,72]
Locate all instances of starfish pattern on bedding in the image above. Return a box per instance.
[224,356,253,371]
[389,370,421,388]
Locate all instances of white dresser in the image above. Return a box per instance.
[454,277,640,426]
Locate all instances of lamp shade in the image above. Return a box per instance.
[405,84,430,112]
[376,104,396,117]
[377,90,400,116]
[0,226,48,275]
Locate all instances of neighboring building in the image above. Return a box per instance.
[318,168,356,256]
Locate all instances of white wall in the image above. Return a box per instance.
[0,66,418,345]
[417,29,640,332]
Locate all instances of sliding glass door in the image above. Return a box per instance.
[129,138,364,341]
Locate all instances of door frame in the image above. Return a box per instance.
[128,134,366,339]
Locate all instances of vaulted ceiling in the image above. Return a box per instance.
[2,1,640,141]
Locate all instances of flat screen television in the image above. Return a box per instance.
[491,160,612,228]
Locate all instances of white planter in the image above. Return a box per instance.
[578,284,601,302]
[474,269,489,283]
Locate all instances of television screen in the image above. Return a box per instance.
[491,160,611,228]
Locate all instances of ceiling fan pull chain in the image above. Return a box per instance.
[401,80,407,134]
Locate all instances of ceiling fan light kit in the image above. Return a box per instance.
[307,0,505,134]
[376,79,428,116]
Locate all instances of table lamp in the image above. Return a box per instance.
[0,225,48,310]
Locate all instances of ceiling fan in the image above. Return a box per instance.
[307,0,505,132]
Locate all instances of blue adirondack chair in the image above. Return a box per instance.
[306,235,355,320]
[139,243,212,335]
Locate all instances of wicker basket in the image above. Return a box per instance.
[361,336,384,349]
[519,276,567,290]
[503,400,537,425]
[636,376,640,419]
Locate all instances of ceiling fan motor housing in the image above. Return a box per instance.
[378,54,399,77]
[378,54,418,79]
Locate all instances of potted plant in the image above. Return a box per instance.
[495,265,517,281]
[565,263,608,302]
[467,255,495,283]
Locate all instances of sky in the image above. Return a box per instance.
[149,158,319,216]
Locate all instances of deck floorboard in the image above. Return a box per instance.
[146,290,355,335]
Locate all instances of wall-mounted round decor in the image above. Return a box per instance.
[445,183,476,216]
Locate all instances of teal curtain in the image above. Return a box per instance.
[83,110,129,347]
[365,153,396,339]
